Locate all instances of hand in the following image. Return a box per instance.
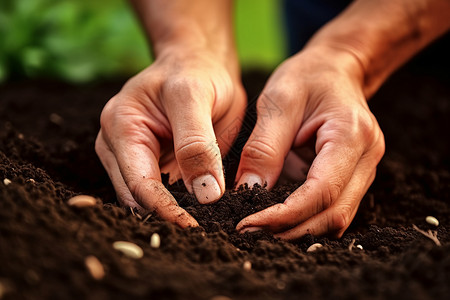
[96,48,246,227]
[235,46,385,239]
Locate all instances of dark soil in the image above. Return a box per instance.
[1,56,450,298]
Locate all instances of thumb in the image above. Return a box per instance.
[164,82,225,204]
[236,92,301,189]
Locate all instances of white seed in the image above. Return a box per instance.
[67,195,97,207]
[150,233,161,248]
[84,255,105,280]
[113,241,143,259]
[307,243,323,252]
[425,216,439,227]
[27,178,36,184]
[3,178,11,186]
[243,260,252,271]
[356,244,363,250]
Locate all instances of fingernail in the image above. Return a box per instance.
[192,174,222,204]
[237,173,263,189]
[240,227,262,234]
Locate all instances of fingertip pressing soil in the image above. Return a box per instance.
[1,65,450,300]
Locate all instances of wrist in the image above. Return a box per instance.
[303,0,450,98]
[155,41,241,82]
[296,44,367,92]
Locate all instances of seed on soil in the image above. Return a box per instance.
[3,178,11,186]
[307,243,323,252]
[425,216,439,226]
[113,241,143,259]
[67,195,97,207]
[243,260,252,271]
[84,255,105,280]
[356,245,363,250]
[150,233,161,248]
[27,178,35,184]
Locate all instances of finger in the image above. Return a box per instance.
[275,168,377,240]
[101,112,198,228]
[236,142,361,232]
[236,91,305,189]
[276,133,385,239]
[162,80,226,204]
[117,140,198,228]
[237,130,384,234]
[236,119,381,232]
[95,131,144,210]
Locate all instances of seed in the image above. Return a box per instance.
[243,260,252,271]
[113,241,143,259]
[150,233,161,248]
[67,195,97,207]
[356,244,363,250]
[3,178,11,186]
[84,255,105,280]
[425,216,439,227]
[307,243,323,252]
[27,178,36,184]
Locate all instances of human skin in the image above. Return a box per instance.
[95,0,245,227]
[235,0,450,239]
[96,0,450,237]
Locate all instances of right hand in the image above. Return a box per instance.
[95,48,246,227]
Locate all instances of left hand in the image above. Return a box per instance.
[235,46,385,239]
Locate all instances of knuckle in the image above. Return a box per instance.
[321,181,343,207]
[373,133,386,162]
[334,109,377,145]
[94,134,103,157]
[162,76,211,103]
[356,111,378,142]
[328,207,351,233]
[260,88,291,107]
[99,99,116,130]
[175,136,220,169]
[241,139,279,165]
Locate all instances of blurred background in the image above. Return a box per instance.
[1,0,448,84]
[0,0,287,83]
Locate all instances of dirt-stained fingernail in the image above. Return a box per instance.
[237,173,263,189]
[192,174,221,204]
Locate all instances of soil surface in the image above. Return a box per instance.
[1,55,450,298]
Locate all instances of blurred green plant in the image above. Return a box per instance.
[0,0,150,83]
[0,0,286,83]
[235,0,287,70]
